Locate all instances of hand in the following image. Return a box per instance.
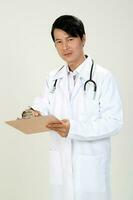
[47,119,70,137]
[22,107,41,119]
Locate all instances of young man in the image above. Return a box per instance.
[26,15,123,200]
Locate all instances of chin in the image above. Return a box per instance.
[63,57,74,64]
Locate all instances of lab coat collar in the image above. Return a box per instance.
[51,65,68,80]
[78,55,94,81]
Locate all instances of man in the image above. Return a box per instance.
[24,15,123,200]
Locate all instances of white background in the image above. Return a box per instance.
[0,0,132,199]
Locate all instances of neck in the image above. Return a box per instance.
[68,54,86,71]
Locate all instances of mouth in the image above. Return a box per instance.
[63,52,72,57]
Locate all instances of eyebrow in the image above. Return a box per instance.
[55,36,74,41]
[55,38,62,41]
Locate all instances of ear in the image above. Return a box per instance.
[82,34,86,46]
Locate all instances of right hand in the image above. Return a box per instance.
[22,107,41,119]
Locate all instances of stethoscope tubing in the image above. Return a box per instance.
[52,59,97,94]
[84,59,97,92]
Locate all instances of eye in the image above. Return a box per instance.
[55,40,62,44]
[68,38,74,42]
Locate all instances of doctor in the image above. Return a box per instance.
[28,15,123,200]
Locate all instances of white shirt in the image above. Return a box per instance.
[67,58,87,99]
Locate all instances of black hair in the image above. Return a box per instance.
[51,15,85,42]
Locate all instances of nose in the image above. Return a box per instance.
[62,41,69,50]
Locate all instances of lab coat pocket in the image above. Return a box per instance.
[49,150,63,186]
[76,155,106,192]
[80,99,99,121]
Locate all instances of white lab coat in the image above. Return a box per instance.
[32,56,123,200]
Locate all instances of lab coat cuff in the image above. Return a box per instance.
[68,119,79,139]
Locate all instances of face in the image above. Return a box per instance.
[53,28,86,69]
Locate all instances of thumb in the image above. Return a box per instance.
[61,119,69,123]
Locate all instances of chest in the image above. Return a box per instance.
[48,77,101,120]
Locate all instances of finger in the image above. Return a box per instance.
[47,127,65,132]
[33,111,41,117]
[47,123,63,128]
[61,119,69,122]
[49,127,64,131]
[58,131,67,137]
[48,121,63,125]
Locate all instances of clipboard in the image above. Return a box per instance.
[5,115,61,134]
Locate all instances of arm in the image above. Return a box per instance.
[21,79,50,119]
[31,79,50,115]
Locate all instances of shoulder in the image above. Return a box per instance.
[95,63,112,76]
[95,63,114,82]
[94,63,119,91]
[86,56,113,80]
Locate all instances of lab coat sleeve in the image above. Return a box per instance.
[31,79,50,115]
[68,72,123,141]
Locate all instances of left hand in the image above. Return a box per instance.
[46,119,70,137]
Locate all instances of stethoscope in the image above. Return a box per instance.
[51,58,97,98]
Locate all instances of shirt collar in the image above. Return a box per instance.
[66,59,86,76]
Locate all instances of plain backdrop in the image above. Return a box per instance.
[0,0,132,200]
